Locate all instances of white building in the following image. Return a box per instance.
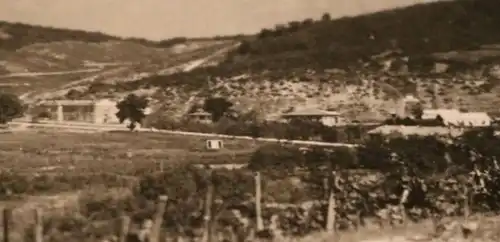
[281,108,345,126]
[36,99,121,124]
[421,109,491,127]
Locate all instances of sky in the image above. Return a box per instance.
[0,0,439,40]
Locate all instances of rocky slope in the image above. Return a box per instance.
[76,0,500,121]
[5,0,500,121]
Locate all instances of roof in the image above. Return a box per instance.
[39,100,95,106]
[402,95,419,103]
[38,99,118,106]
[422,109,491,127]
[188,110,212,116]
[368,125,464,137]
[282,108,340,117]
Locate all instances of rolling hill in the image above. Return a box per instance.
[101,0,500,121]
[4,0,500,121]
[0,21,243,98]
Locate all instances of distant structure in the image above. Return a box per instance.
[421,109,491,127]
[280,108,345,126]
[187,108,213,124]
[367,125,464,139]
[35,99,120,124]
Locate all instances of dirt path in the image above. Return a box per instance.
[0,68,102,79]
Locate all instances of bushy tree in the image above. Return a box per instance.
[115,94,149,130]
[203,97,233,122]
[0,93,24,124]
[65,89,83,100]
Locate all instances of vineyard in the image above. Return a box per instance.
[2,128,500,241]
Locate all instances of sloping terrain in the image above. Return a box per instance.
[0,21,243,99]
[0,38,239,99]
[73,0,500,121]
[4,0,500,122]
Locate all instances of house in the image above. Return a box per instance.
[280,108,345,126]
[421,109,491,127]
[187,109,213,124]
[367,125,464,139]
[35,99,121,124]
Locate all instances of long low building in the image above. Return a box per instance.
[35,99,121,124]
[421,109,492,127]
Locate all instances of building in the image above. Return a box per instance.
[35,99,121,124]
[280,108,345,126]
[187,109,213,124]
[367,125,464,139]
[421,109,491,127]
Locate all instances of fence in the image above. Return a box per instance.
[0,168,476,242]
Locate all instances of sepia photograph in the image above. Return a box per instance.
[1,0,500,241]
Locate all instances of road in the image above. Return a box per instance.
[0,68,102,79]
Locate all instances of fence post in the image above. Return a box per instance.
[158,160,164,173]
[3,208,12,242]
[400,189,409,235]
[325,170,338,235]
[150,195,168,242]
[464,186,470,220]
[34,208,43,242]
[202,171,214,242]
[119,215,131,242]
[254,172,264,231]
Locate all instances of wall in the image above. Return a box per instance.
[320,116,345,127]
[93,99,120,124]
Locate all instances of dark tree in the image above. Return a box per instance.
[321,13,331,21]
[409,102,424,119]
[65,89,83,100]
[0,93,24,124]
[203,97,233,122]
[116,94,149,130]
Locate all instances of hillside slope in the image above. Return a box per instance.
[87,0,500,121]
[6,0,500,122]
[0,21,242,98]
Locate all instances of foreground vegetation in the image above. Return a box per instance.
[3,127,500,241]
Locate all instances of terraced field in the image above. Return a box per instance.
[0,130,256,176]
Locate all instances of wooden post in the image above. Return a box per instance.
[34,208,43,242]
[3,208,11,242]
[325,172,336,233]
[464,186,470,220]
[400,189,409,233]
[158,160,164,172]
[202,171,214,242]
[150,195,168,242]
[119,215,131,242]
[254,172,264,231]
[325,187,336,233]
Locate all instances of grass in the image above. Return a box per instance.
[0,130,256,175]
[0,130,259,241]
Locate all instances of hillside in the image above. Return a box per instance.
[83,0,500,121]
[0,21,242,98]
[5,0,500,122]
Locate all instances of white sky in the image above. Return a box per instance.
[0,0,440,40]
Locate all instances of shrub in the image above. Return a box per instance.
[0,93,24,124]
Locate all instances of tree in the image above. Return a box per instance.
[115,94,149,131]
[0,93,24,124]
[203,97,233,122]
[409,102,424,119]
[321,13,331,22]
[65,89,83,100]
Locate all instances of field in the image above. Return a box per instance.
[0,130,256,202]
[3,130,500,242]
[0,131,256,195]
